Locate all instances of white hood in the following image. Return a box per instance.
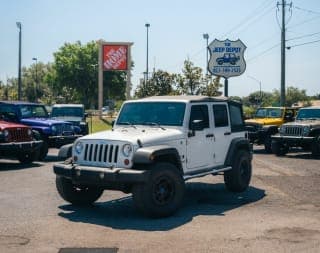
[80,126,185,145]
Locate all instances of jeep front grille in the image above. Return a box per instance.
[283,126,303,136]
[7,128,31,142]
[54,124,73,135]
[83,143,119,163]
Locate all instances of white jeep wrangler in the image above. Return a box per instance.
[54,96,252,217]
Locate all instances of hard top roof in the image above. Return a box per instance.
[52,104,84,108]
[131,95,234,103]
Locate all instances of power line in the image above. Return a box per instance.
[287,38,320,49]
[294,6,320,16]
[247,43,280,62]
[287,31,320,41]
[288,15,320,29]
[221,0,274,38]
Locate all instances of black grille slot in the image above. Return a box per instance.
[284,126,303,136]
[82,143,119,164]
[8,128,30,142]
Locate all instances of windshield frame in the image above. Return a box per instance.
[296,108,320,120]
[116,101,186,127]
[255,108,283,118]
[18,104,49,119]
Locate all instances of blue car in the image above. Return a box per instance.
[0,101,82,160]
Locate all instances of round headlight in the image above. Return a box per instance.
[4,130,9,137]
[122,144,133,157]
[51,125,57,133]
[303,126,310,136]
[75,141,84,154]
[279,125,286,134]
[27,129,32,136]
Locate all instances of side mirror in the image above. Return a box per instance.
[84,112,88,119]
[111,120,115,127]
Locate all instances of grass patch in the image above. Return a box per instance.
[87,116,113,133]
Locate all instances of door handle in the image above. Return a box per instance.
[206,134,214,138]
[224,132,231,135]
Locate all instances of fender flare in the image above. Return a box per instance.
[58,143,73,159]
[224,137,252,166]
[133,145,182,171]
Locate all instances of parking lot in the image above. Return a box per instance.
[0,146,320,253]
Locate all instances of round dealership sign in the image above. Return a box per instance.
[208,39,246,79]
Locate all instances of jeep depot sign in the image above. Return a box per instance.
[208,39,246,79]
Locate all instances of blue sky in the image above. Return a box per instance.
[1,0,319,97]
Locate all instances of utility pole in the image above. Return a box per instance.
[278,0,292,106]
[16,22,22,100]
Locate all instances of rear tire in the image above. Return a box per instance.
[132,162,185,218]
[56,176,103,206]
[264,135,272,153]
[271,140,288,156]
[311,135,320,158]
[18,152,36,164]
[224,150,252,192]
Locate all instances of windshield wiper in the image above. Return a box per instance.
[119,122,137,129]
[145,122,166,130]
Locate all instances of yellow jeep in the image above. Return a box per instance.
[245,107,298,152]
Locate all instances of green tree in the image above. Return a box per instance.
[272,86,311,107]
[134,70,174,98]
[200,76,223,96]
[175,60,204,95]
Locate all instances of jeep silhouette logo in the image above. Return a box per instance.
[208,39,246,78]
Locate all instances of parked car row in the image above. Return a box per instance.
[0,101,88,163]
[246,105,320,158]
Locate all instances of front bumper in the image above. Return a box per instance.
[272,134,314,145]
[48,134,82,148]
[0,140,43,155]
[53,162,150,186]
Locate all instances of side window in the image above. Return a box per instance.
[189,104,209,129]
[229,103,245,132]
[213,104,229,127]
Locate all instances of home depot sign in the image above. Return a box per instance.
[103,45,128,71]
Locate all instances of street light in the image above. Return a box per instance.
[203,33,209,76]
[16,22,22,100]
[145,23,150,83]
[32,57,38,101]
[248,75,262,105]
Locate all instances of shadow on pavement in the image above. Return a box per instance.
[0,161,42,171]
[58,182,265,231]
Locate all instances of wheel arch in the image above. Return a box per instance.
[133,145,183,173]
[224,137,252,166]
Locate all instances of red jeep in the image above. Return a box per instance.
[0,120,43,164]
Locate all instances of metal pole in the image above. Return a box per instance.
[16,22,22,100]
[145,23,150,82]
[32,57,38,101]
[280,0,286,106]
[98,41,103,119]
[203,34,209,76]
[224,78,228,97]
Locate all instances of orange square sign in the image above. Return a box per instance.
[103,45,128,71]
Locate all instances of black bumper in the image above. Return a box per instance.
[48,134,82,148]
[272,134,314,145]
[0,140,43,155]
[53,163,150,186]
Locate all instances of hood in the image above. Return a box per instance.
[20,118,70,127]
[245,118,283,126]
[285,119,320,127]
[51,116,83,123]
[0,120,29,130]
[79,126,184,145]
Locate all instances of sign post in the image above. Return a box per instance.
[98,41,133,117]
[208,39,246,96]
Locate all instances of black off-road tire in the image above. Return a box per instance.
[56,176,103,206]
[271,140,288,156]
[311,135,320,158]
[264,135,272,153]
[132,162,185,218]
[33,130,48,161]
[224,149,252,192]
[17,152,36,164]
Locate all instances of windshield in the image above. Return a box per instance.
[117,102,186,126]
[19,105,48,118]
[296,108,320,120]
[255,108,283,118]
[51,107,84,117]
